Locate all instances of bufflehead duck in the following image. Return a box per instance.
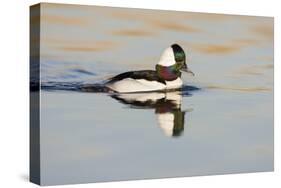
[111,91,188,137]
[105,44,194,93]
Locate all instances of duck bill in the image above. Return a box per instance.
[181,67,195,76]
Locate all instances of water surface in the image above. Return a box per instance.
[35,3,274,185]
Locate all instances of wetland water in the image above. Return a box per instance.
[34,3,273,185]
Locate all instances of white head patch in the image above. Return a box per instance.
[157,47,176,66]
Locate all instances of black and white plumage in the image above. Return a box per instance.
[111,91,186,137]
[105,44,194,93]
[106,70,166,85]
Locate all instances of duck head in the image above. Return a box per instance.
[156,44,194,81]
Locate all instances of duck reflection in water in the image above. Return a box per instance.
[110,91,192,137]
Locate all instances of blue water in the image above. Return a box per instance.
[35,3,274,185]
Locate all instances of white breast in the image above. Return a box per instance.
[165,77,183,89]
[106,78,166,93]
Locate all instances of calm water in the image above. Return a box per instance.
[35,3,273,185]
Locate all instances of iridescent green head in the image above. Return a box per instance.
[156,44,194,81]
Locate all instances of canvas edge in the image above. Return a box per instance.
[29,3,41,186]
